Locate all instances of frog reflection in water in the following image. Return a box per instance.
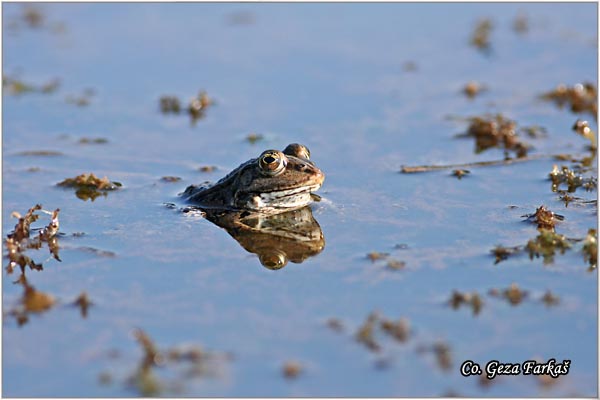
[182,144,325,269]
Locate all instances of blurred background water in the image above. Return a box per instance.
[2,2,597,397]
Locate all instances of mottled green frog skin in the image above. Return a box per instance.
[182,144,324,214]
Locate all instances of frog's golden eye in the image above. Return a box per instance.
[258,150,287,176]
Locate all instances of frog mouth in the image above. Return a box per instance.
[248,183,322,211]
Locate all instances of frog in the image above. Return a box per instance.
[182,143,324,214]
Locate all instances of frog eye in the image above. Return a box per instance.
[283,143,310,160]
[258,150,287,176]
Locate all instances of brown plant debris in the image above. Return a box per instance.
[159,91,214,125]
[366,252,389,262]
[79,137,108,144]
[491,245,521,264]
[16,150,63,156]
[188,91,214,124]
[540,83,597,119]
[489,283,528,306]
[246,133,264,144]
[386,259,406,270]
[448,290,483,315]
[355,312,381,352]
[57,173,122,201]
[470,18,493,54]
[3,74,60,96]
[513,13,529,34]
[161,176,182,183]
[402,61,418,72]
[451,169,470,179]
[457,114,529,157]
[418,341,452,371]
[160,96,181,113]
[73,292,93,318]
[66,89,95,107]
[6,5,66,34]
[521,205,564,230]
[572,119,597,150]
[380,317,410,342]
[199,165,217,173]
[5,205,61,276]
[549,165,597,193]
[325,318,344,332]
[121,329,230,396]
[541,290,560,307]
[520,125,547,138]
[282,361,303,379]
[462,81,486,99]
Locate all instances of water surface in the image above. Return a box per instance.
[2,3,597,397]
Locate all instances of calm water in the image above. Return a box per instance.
[2,3,598,397]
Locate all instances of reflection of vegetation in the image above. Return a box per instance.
[526,229,570,265]
[489,283,528,306]
[105,329,231,396]
[159,91,214,125]
[416,341,452,372]
[57,173,122,201]
[355,312,412,353]
[448,290,483,315]
[3,74,60,96]
[582,229,597,270]
[5,5,67,34]
[540,82,598,119]
[493,229,573,266]
[8,282,56,326]
[470,18,493,54]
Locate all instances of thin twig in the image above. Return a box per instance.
[400,154,552,174]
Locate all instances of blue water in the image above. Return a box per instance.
[2,2,597,397]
